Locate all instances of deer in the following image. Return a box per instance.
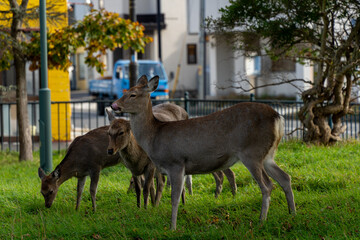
[107,108,237,200]
[111,75,296,230]
[38,102,190,211]
[38,126,126,212]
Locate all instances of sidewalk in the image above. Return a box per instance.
[70,90,94,101]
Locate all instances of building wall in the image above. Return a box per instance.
[162,0,198,95]
[87,0,313,99]
[256,57,314,100]
[47,0,71,141]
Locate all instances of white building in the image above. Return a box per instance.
[71,0,313,99]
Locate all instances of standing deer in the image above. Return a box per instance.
[111,75,296,230]
[107,108,237,200]
[38,126,124,212]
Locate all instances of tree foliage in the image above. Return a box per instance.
[0,1,66,71]
[208,0,360,144]
[1,8,152,74]
[26,9,152,75]
[0,3,152,161]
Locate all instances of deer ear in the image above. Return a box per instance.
[38,167,46,180]
[147,76,159,92]
[106,108,116,123]
[136,75,148,86]
[125,120,131,131]
[52,169,60,179]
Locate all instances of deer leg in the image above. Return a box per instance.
[243,161,272,222]
[149,178,156,206]
[264,158,296,216]
[89,173,100,213]
[76,177,86,211]
[155,171,165,206]
[223,168,237,196]
[168,166,185,230]
[185,175,193,195]
[133,175,142,208]
[127,176,135,193]
[166,176,171,188]
[212,171,224,198]
[143,166,156,209]
[181,185,186,205]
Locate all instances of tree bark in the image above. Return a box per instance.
[9,0,32,161]
[14,56,33,161]
[299,72,353,145]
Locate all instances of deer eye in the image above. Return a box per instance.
[129,94,136,98]
[119,131,124,136]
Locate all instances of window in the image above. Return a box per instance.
[271,58,296,72]
[187,44,197,64]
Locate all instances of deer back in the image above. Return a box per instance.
[111,76,282,175]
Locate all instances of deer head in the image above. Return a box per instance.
[106,109,132,155]
[38,167,61,208]
[111,75,159,113]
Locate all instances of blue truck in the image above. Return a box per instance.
[89,59,169,115]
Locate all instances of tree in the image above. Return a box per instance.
[208,0,360,144]
[0,3,152,161]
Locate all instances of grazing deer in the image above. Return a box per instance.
[38,126,124,212]
[111,75,296,230]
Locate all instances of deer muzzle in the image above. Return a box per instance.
[111,102,120,111]
[107,148,114,155]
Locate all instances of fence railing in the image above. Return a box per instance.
[1,96,359,152]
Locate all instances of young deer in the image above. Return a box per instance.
[38,126,124,212]
[111,75,296,230]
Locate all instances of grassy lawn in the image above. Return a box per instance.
[0,141,359,239]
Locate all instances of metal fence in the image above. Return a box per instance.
[1,96,359,152]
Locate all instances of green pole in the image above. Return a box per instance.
[39,0,52,173]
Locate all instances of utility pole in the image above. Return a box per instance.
[198,0,206,99]
[39,0,52,173]
[157,0,162,62]
[129,0,137,87]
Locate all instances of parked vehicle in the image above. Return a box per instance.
[89,60,169,115]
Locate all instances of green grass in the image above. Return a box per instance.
[0,141,359,239]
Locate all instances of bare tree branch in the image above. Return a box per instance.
[286,127,304,136]
[216,77,313,93]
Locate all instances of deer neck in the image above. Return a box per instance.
[55,158,82,185]
[121,132,144,161]
[129,99,157,152]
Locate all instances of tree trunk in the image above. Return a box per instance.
[15,57,33,161]
[9,0,32,161]
[299,74,352,145]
